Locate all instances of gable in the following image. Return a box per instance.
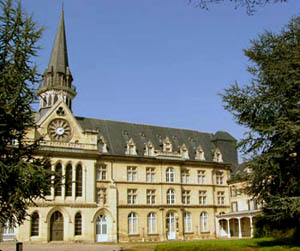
[33,101,98,150]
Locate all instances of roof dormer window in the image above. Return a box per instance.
[98,136,108,153]
[163,137,172,152]
[195,146,205,161]
[126,138,137,155]
[214,148,223,162]
[145,141,155,157]
[180,144,189,159]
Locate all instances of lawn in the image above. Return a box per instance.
[124,238,300,251]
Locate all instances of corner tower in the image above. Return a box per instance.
[38,8,76,111]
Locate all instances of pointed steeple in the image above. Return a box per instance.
[38,8,76,111]
[48,8,69,74]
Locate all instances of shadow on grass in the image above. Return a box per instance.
[256,238,300,248]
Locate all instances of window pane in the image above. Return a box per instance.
[31,213,39,236]
[76,165,82,197]
[54,163,62,196]
[65,164,72,197]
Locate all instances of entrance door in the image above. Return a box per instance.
[96,215,108,242]
[220,220,227,237]
[50,211,64,241]
[166,212,176,240]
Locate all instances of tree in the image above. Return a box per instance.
[221,16,300,238]
[189,0,288,14]
[0,0,52,226]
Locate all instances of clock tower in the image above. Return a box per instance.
[37,8,76,111]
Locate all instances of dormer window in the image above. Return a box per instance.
[214,148,223,162]
[98,136,108,153]
[126,138,137,155]
[129,145,135,155]
[145,141,155,157]
[195,146,205,160]
[148,146,154,156]
[163,137,172,152]
[180,144,189,159]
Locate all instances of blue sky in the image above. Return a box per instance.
[22,0,299,159]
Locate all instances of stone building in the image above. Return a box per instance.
[216,164,261,239]
[1,9,256,243]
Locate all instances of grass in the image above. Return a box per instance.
[123,238,300,251]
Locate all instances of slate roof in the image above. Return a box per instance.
[46,9,70,74]
[76,116,238,165]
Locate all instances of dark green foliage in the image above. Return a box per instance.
[0,0,52,226]
[254,216,296,238]
[221,17,300,238]
[189,0,288,15]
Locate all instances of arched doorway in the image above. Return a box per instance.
[241,217,251,237]
[96,214,108,242]
[50,211,64,241]
[229,218,239,237]
[166,212,176,240]
[219,219,228,237]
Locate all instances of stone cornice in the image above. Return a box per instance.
[98,155,231,169]
[115,181,229,188]
[118,204,230,209]
[33,202,98,208]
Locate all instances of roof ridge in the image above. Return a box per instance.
[75,115,213,135]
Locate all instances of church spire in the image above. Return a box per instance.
[38,8,76,111]
[48,8,69,74]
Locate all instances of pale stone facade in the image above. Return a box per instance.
[1,9,248,243]
[16,99,234,242]
[216,175,262,239]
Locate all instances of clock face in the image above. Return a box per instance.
[48,119,72,142]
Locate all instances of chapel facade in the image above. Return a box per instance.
[2,9,260,243]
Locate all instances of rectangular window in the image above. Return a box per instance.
[96,188,106,204]
[231,202,238,212]
[96,165,107,181]
[230,186,237,197]
[216,171,224,185]
[181,169,190,184]
[127,166,137,182]
[146,189,156,205]
[146,167,156,182]
[217,191,225,205]
[184,213,192,233]
[127,189,137,204]
[248,199,258,210]
[199,190,207,205]
[197,170,206,184]
[182,190,191,205]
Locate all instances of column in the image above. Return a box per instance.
[62,164,66,200]
[51,165,55,200]
[160,209,165,241]
[72,164,76,201]
[83,166,87,202]
[250,216,254,238]
[227,219,231,238]
[238,217,242,238]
